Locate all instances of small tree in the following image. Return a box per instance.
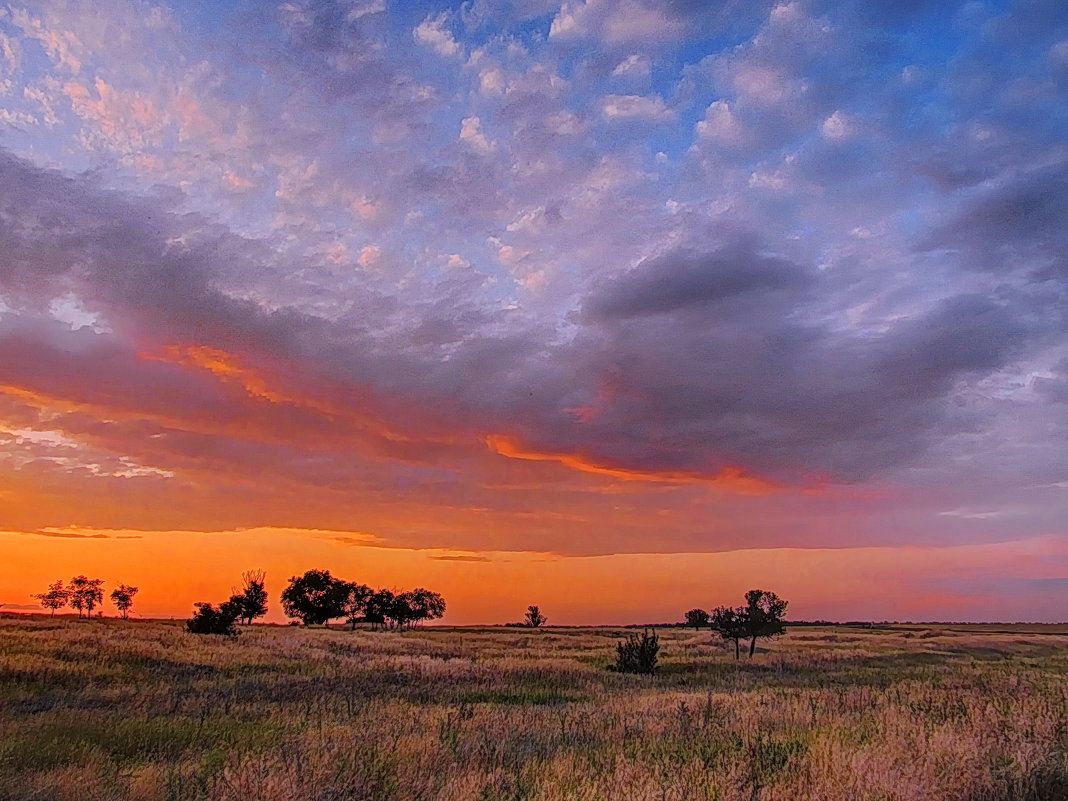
[109,584,139,619]
[684,608,710,630]
[611,630,660,675]
[710,606,748,659]
[233,570,268,625]
[68,576,104,618]
[186,602,241,636]
[32,580,69,616]
[341,582,373,630]
[742,589,788,658]
[524,605,547,628]
[280,569,349,626]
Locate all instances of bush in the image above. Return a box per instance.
[186,602,241,636]
[611,630,659,675]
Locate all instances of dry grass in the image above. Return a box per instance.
[2,616,1068,800]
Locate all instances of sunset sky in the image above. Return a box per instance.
[2,0,1067,624]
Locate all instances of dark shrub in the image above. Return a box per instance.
[611,630,659,675]
[186,602,241,636]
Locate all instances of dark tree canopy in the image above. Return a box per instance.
[710,606,749,660]
[524,605,547,628]
[280,569,349,626]
[684,608,710,629]
[709,590,789,659]
[742,589,788,657]
[32,580,69,616]
[401,588,446,628]
[109,584,138,619]
[341,582,373,630]
[68,575,104,618]
[233,570,268,625]
[364,588,395,631]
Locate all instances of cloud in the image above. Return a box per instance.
[549,0,712,46]
[919,162,1068,276]
[600,94,674,122]
[459,116,495,154]
[413,12,461,58]
[582,242,809,320]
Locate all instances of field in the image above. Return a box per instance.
[2,617,1068,801]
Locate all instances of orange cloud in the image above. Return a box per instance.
[141,344,447,446]
[486,434,778,495]
[146,345,297,406]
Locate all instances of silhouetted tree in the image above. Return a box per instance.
[109,584,138,619]
[232,570,268,625]
[281,569,348,626]
[341,582,373,630]
[710,606,748,659]
[402,588,446,628]
[68,576,104,618]
[611,630,659,675]
[684,608,710,630]
[386,592,415,629]
[187,601,241,635]
[742,589,788,658]
[32,580,69,616]
[524,605,547,628]
[364,589,395,631]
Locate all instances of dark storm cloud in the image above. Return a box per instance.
[582,241,810,321]
[542,237,1051,483]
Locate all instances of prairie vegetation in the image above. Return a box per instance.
[2,616,1068,800]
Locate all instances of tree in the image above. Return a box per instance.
[387,592,415,630]
[710,606,748,659]
[232,570,268,625]
[68,576,104,618]
[524,605,547,628]
[364,589,395,631]
[280,569,348,626]
[403,588,446,628]
[186,602,241,636]
[109,584,139,619]
[611,630,659,675]
[684,608,710,630]
[340,582,373,630]
[32,580,69,616]
[742,589,788,658]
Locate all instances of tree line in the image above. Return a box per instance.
[186,568,446,635]
[30,577,138,619]
[684,589,788,659]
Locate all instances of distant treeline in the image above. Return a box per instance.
[30,577,138,619]
[187,568,448,636]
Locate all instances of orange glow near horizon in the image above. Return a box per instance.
[4,526,1067,624]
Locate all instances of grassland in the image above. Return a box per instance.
[2,616,1068,801]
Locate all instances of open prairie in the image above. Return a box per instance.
[2,616,1068,801]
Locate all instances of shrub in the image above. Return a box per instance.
[186,602,241,636]
[611,630,659,675]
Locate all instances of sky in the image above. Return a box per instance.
[1,0,1067,624]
